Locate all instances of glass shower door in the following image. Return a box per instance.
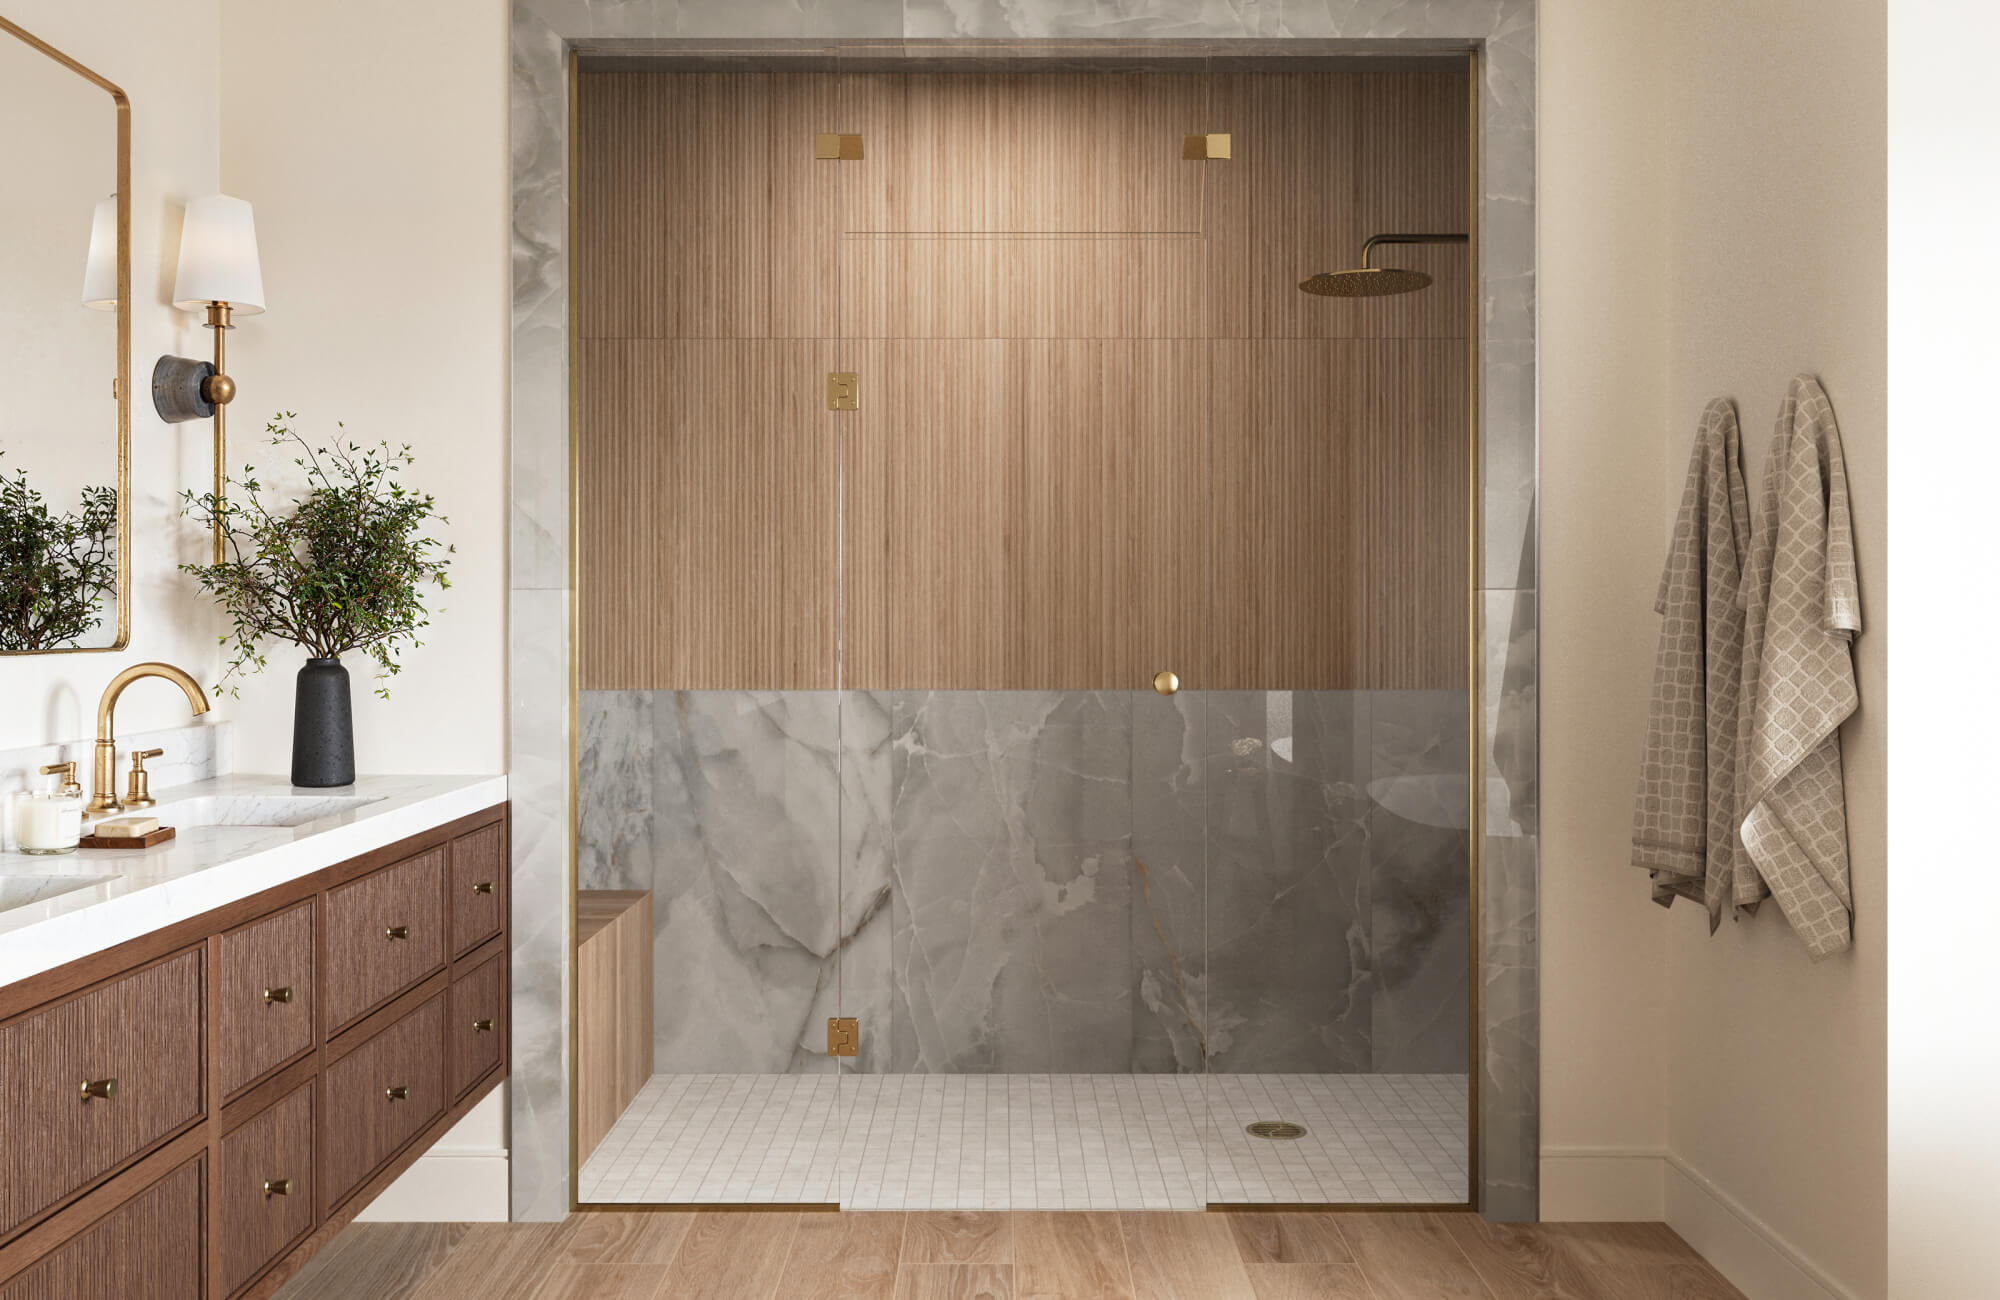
[831,45,1219,1211]
[1198,53,1477,1209]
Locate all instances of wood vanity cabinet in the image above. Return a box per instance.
[0,803,509,1300]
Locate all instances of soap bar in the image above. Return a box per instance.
[93,815,160,839]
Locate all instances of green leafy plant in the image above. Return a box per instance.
[181,414,452,698]
[0,455,118,652]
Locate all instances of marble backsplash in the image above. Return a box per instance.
[0,721,232,852]
[578,690,1468,1079]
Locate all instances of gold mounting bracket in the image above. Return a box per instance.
[827,1017,859,1057]
[1182,133,1231,160]
[814,133,863,160]
[827,372,859,411]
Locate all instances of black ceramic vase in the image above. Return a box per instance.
[292,658,356,787]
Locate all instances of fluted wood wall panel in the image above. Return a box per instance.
[1205,62,1469,342]
[576,62,1469,692]
[576,339,837,690]
[845,338,1205,689]
[840,71,1207,234]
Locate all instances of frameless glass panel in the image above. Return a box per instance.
[570,47,849,1207]
[1200,52,1476,1209]
[834,45,1216,1212]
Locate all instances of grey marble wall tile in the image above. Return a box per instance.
[1367,691,1472,1074]
[1129,692,1208,1073]
[508,588,572,1221]
[1200,691,1374,1075]
[889,691,1135,1073]
[510,5,571,593]
[1480,831,1538,1221]
[1481,587,1537,1219]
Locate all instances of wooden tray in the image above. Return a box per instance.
[78,825,176,849]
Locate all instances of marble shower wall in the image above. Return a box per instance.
[579,690,1469,1079]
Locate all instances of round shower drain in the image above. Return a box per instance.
[1245,1121,1308,1140]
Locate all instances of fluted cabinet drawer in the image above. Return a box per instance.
[449,822,506,958]
[219,1082,314,1296]
[323,848,445,1032]
[448,952,505,1101]
[0,950,204,1240]
[0,1153,205,1300]
[319,994,445,1210]
[218,901,315,1098]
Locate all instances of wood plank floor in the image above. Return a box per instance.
[273,1212,1747,1300]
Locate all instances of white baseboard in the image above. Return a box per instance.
[353,1152,510,1222]
[355,1088,511,1222]
[1540,1146,1861,1300]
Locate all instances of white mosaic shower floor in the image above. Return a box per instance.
[578,1073,1468,1209]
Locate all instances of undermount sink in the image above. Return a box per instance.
[140,793,385,830]
[0,873,120,913]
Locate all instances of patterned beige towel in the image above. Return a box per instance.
[1737,374,1861,960]
[1633,398,1751,929]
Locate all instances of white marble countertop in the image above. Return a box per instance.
[0,772,507,990]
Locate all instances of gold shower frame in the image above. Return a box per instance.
[0,17,131,657]
[563,41,1486,1216]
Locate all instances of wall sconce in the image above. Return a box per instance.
[152,194,265,563]
[81,194,119,311]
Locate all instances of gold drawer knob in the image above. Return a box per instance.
[79,1077,118,1102]
[263,986,293,1005]
[263,1178,292,1198]
[385,1085,410,1101]
[1153,669,1180,696]
[384,925,411,940]
[473,1018,494,1033]
[471,881,493,895]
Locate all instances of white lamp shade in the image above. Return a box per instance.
[81,195,120,310]
[172,194,265,314]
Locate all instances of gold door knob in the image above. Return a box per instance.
[473,1018,494,1033]
[385,1085,410,1101]
[79,1077,118,1102]
[263,1178,292,1198]
[263,986,293,1005]
[471,881,493,895]
[384,925,410,940]
[1152,670,1180,696]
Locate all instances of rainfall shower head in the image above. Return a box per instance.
[1299,266,1435,297]
[1299,232,1468,299]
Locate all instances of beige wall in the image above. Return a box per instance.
[1536,0,1676,1202]
[1,0,228,748]
[218,0,509,777]
[1656,3,1887,1297]
[1541,1,1887,1297]
[213,0,512,1206]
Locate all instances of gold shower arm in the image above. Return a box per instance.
[1359,232,1470,269]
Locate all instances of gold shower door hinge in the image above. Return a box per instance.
[827,372,859,411]
[1182,132,1231,160]
[814,132,864,160]
[827,1017,859,1057]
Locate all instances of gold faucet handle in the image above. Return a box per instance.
[39,762,81,797]
[124,748,165,809]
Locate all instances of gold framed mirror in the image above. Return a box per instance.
[0,17,130,655]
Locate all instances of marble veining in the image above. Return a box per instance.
[514,0,1538,1218]
[580,690,1471,1084]
[0,720,233,852]
[0,773,508,988]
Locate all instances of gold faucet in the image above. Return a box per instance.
[89,663,211,815]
